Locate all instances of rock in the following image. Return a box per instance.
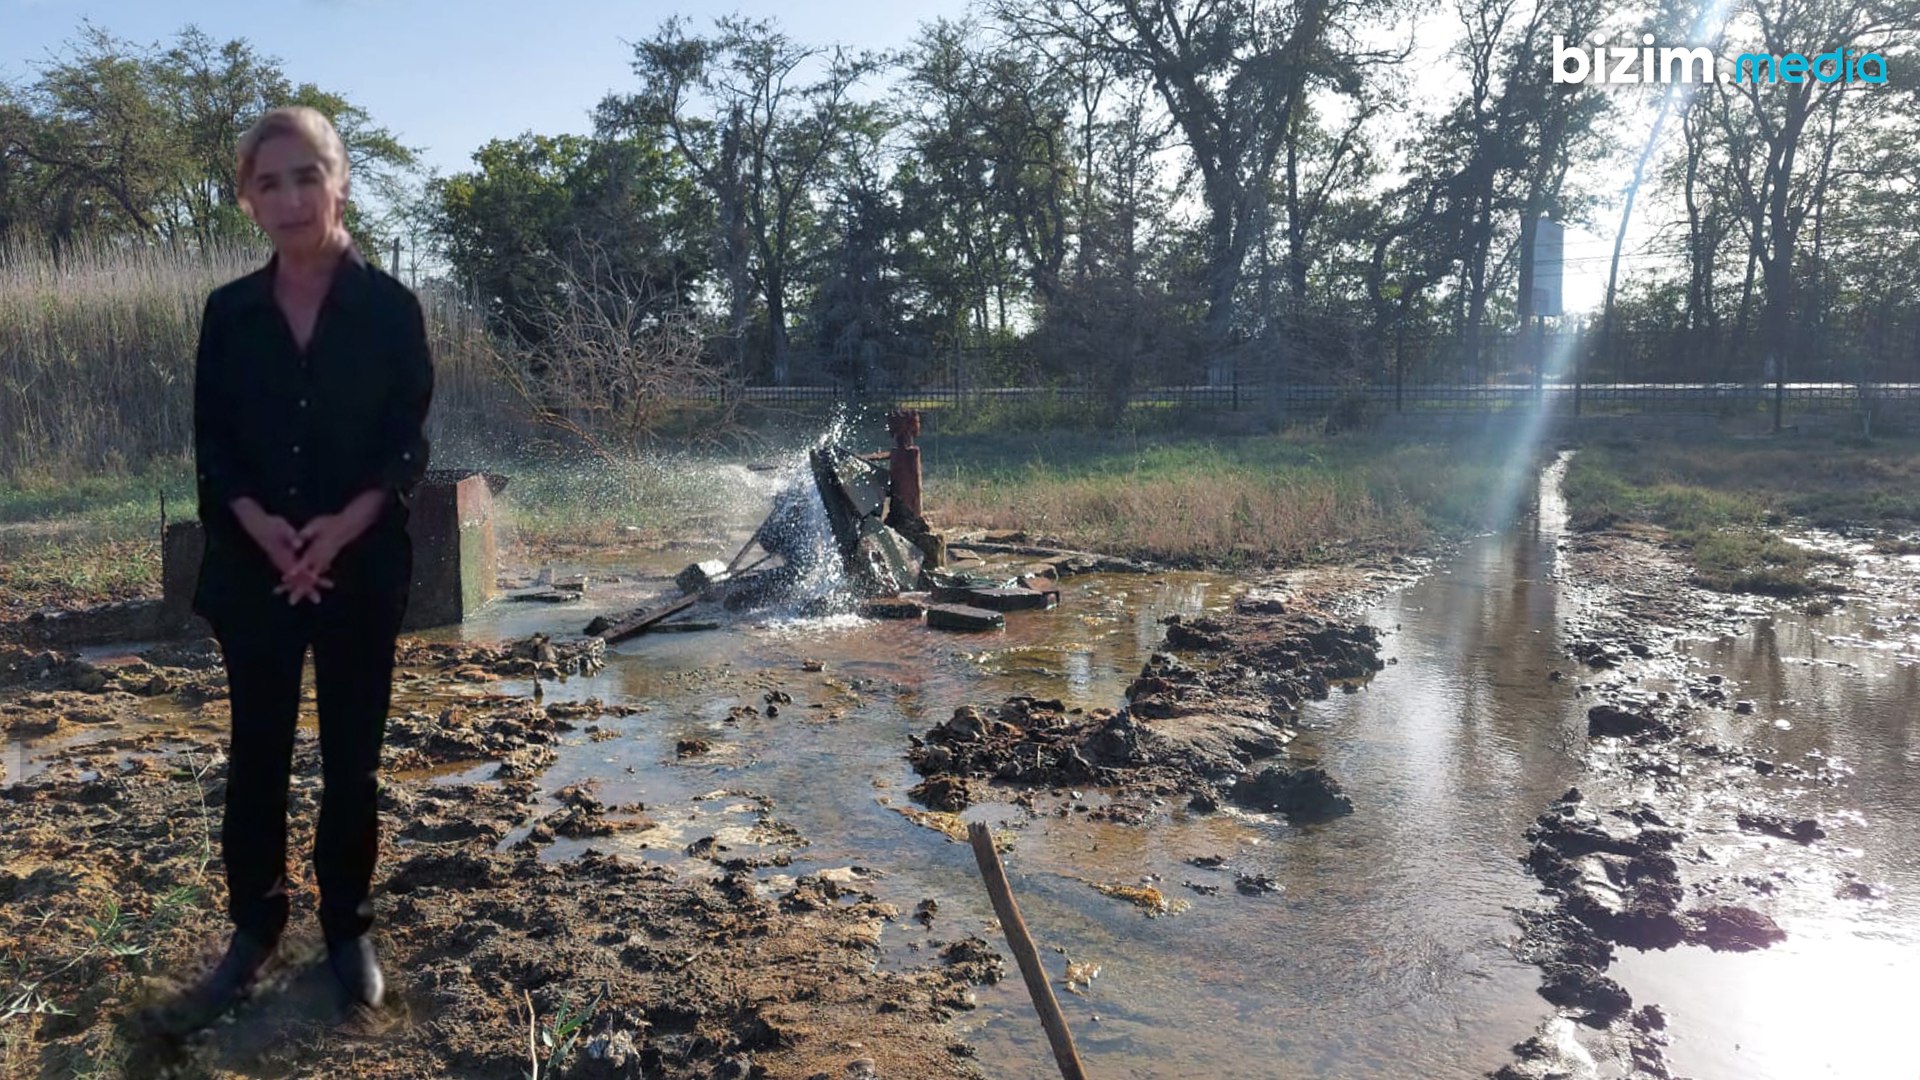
[1685,905,1786,951]
[66,662,108,694]
[1560,853,1686,949]
[909,775,970,812]
[1587,704,1663,738]
[1235,590,1287,615]
[1084,712,1143,765]
[1538,963,1632,1026]
[1733,700,1756,714]
[1163,615,1233,651]
[1234,872,1283,895]
[1227,766,1353,822]
[1736,812,1825,844]
[940,707,987,741]
[1836,879,1884,901]
[585,1029,639,1067]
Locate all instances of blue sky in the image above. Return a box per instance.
[1,0,971,177]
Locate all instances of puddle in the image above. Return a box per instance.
[485,461,1594,1077]
[1601,552,1920,1080]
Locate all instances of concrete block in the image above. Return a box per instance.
[402,473,497,630]
[963,587,1057,612]
[161,521,206,634]
[925,604,1005,632]
[157,475,496,634]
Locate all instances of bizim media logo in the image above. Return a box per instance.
[1552,35,1890,85]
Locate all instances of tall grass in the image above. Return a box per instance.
[0,236,523,482]
[923,430,1521,567]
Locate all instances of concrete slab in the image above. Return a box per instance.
[403,473,498,630]
[925,604,1005,632]
[962,586,1058,612]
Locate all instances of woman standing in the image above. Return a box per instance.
[180,105,431,1025]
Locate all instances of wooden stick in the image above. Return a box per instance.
[967,821,1090,1080]
[599,554,779,643]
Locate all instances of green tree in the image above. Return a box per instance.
[997,0,1383,383]
[0,21,417,253]
[427,128,711,344]
[612,16,884,384]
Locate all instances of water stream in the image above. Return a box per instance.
[7,457,1915,1078]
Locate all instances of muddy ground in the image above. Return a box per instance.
[902,582,1390,826]
[1,627,1006,1080]
[0,528,1416,1080]
[3,496,1907,1078]
[1490,522,1892,1080]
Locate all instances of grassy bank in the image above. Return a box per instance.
[0,461,195,612]
[1,424,1539,613]
[1560,434,1920,595]
[922,426,1526,567]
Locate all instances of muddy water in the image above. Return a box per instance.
[11,458,1915,1078]
[1606,546,1920,1080]
[406,463,1589,1078]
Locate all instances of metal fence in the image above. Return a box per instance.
[707,382,1920,414]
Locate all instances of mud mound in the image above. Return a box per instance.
[908,597,1385,817]
[395,632,606,681]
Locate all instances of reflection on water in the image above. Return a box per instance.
[1605,552,1920,1080]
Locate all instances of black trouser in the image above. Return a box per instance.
[212,587,403,946]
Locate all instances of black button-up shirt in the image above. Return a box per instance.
[192,248,432,618]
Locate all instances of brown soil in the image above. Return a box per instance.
[903,582,1386,823]
[0,636,999,1080]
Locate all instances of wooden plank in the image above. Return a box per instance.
[599,595,698,644]
[967,822,1090,1080]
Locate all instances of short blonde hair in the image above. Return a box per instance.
[236,106,349,205]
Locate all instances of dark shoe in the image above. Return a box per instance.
[326,935,385,1011]
[167,931,274,1033]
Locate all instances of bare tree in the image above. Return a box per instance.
[996,0,1392,384]
[507,241,737,454]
